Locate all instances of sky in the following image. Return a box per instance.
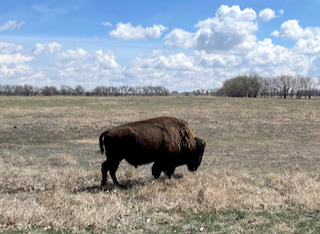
[0,0,320,92]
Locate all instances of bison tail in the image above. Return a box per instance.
[99,131,108,154]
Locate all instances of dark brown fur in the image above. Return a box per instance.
[99,117,206,187]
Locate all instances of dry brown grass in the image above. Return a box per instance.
[1,96,320,233]
[1,152,320,232]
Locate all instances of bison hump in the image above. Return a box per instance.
[163,125,196,154]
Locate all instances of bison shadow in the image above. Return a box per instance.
[73,173,184,194]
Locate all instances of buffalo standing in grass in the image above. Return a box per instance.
[99,117,206,187]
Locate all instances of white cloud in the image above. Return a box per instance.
[47,49,122,85]
[310,56,320,75]
[0,41,24,54]
[50,48,121,69]
[124,51,235,90]
[0,52,34,81]
[102,22,112,27]
[0,20,25,32]
[50,48,90,67]
[109,23,168,40]
[0,48,123,87]
[0,42,316,91]
[271,20,313,40]
[258,8,276,22]
[163,29,197,48]
[0,53,34,64]
[0,41,33,81]
[164,5,258,51]
[194,51,243,68]
[0,64,34,78]
[124,33,316,90]
[94,50,122,69]
[272,20,320,55]
[245,39,311,75]
[129,53,196,71]
[294,33,320,54]
[32,42,64,55]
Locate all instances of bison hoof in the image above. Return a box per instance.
[116,184,127,189]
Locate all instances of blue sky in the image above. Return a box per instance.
[0,0,320,91]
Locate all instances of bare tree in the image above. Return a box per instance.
[33,87,41,96]
[259,77,272,98]
[294,74,305,99]
[75,85,85,96]
[290,75,298,99]
[4,85,13,95]
[23,84,34,96]
[92,86,102,96]
[12,85,24,96]
[219,74,260,97]
[279,75,292,99]
[119,86,129,96]
[60,85,74,95]
[41,86,59,96]
[247,74,261,97]
[304,76,315,99]
[271,76,281,98]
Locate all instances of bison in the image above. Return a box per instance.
[99,117,206,187]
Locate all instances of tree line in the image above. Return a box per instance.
[0,84,170,96]
[193,74,320,99]
[1,74,319,98]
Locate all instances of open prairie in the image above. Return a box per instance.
[1,96,320,233]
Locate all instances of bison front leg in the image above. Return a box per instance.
[152,162,163,179]
[164,166,176,179]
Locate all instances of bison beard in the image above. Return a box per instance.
[99,117,206,187]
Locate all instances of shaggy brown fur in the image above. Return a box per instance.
[99,117,206,187]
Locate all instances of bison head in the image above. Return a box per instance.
[187,137,206,172]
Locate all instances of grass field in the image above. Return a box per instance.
[1,96,320,233]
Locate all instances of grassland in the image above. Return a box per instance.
[1,96,320,233]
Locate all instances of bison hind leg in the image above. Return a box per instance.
[101,159,125,188]
[101,161,109,186]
